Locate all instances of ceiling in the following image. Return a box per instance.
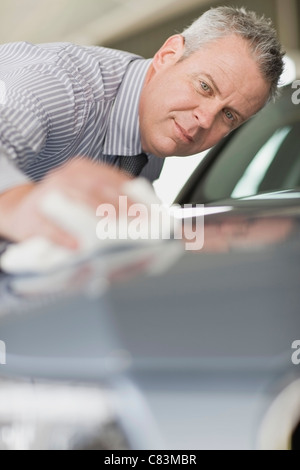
[0,0,212,46]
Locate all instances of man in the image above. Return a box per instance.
[0,7,284,249]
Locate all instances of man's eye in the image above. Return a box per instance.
[200,81,211,92]
[224,109,234,121]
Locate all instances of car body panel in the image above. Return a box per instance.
[0,193,299,449]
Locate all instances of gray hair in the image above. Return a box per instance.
[181,6,285,102]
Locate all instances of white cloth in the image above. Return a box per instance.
[0,179,180,274]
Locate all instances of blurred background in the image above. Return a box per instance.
[0,0,298,58]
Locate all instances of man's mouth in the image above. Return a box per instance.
[174,120,194,144]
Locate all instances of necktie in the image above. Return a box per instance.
[119,153,148,177]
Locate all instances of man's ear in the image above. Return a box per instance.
[152,35,185,71]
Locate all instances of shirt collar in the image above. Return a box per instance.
[103,58,152,157]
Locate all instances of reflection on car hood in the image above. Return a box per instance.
[0,195,299,381]
[240,190,300,201]
[0,194,299,308]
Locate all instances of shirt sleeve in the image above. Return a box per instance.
[0,90,47,193]
[0,44,54,193]
[0,42,84,194]
[0,94,47,193]
[0,149,30,193]
[0,88,46,193]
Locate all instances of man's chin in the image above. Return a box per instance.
[144,136,202,158]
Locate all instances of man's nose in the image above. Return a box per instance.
[193,105,218,130]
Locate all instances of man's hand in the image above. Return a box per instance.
[0,159,133,249]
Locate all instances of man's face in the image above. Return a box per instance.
[139,34,271,157]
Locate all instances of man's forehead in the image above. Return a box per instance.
[182,35,257,76]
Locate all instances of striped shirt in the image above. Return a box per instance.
[0,42,165,193]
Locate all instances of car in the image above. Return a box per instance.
[0,78,299,451]
[0,186,299,450]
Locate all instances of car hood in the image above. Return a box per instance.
[0,194,299,381]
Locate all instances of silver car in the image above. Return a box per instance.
[0,82,299,451]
